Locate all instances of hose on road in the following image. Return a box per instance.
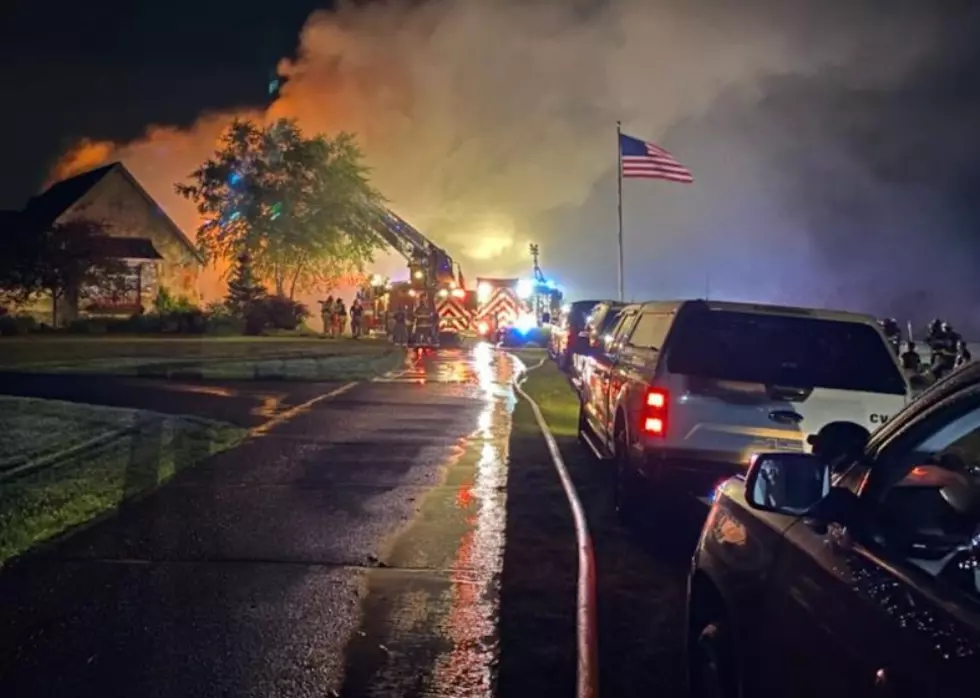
[511,354,599,698]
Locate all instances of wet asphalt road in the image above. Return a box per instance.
[0,344,518,697]
[0,371,343,428]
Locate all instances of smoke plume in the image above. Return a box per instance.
[52,0,979,329]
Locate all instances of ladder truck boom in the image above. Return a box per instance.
[360,208,469,344]
[368,208,461,287]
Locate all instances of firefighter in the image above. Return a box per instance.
[929,321,959,379]
[900,340,922,375]
[320,295,334,336]
[955,339,972,370]
[413,295,435,345]
[350,299,364,339]
[392,305,408,346]
[334,298,347,337]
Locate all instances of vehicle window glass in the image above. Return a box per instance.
[607,312,637,352]
[570,302,597,329]
[599,309,624,337]
[870,401,980,604]
[627,312,671,349]
[585,306,607,333]
[590,306,623,337]
[666,310,906,395]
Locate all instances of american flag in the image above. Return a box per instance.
[619,133,694,182]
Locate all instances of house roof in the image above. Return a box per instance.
[93,236,164,261]
[25,162,204,264]
[25,163,115,224]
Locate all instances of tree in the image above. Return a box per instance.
[0,217,126,326]
[177,118,387,299]
[225,253,266,314]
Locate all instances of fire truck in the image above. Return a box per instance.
[355,209,472,345]
[357,210,562,343]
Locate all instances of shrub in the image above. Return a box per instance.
[67,318,108,334]
[153,287,198,314]
[204,300,232,318]
[159,309,207,334]
[251,295,310,332]
[0,313,38,336]
[205,313,245,336]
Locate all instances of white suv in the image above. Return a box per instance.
[578,299,911,501]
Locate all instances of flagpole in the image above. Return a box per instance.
[616,121,625,303]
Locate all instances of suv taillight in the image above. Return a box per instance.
[643,387,668,436]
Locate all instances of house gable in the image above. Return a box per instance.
[46,164,203,298]
[50,163,203,265]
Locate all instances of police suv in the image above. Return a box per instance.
[577,300,911,509]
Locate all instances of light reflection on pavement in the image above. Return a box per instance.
[339,342,517,697]
[0,342,523,698]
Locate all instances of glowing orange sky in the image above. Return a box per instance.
[48,0,940,311]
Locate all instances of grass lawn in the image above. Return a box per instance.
[1,396,144,474]
[0,397,246,567]
[498,351,691,698]
[0,336,405,381]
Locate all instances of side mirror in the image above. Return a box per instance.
[745,453,831,516]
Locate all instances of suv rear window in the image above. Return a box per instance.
[667,310,907,395]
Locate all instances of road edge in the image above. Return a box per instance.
[509,353,599,698]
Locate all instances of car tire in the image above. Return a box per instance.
[689,621,738,698]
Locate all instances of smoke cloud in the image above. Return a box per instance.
[52,0,979,330]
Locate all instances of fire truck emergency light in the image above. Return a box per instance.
[477,282,492,303]
[516,279,534,299]
[514,312,537,333]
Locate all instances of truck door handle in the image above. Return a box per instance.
[768,410,803,425]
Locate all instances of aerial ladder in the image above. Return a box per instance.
[358,208,470,346]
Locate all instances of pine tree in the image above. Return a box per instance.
[225,253,265,318]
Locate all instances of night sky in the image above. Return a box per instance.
[3,0,980,328]
[0,0,325,207]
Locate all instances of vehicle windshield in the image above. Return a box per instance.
[667,310,907,395]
